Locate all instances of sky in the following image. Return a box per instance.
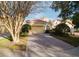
[26,1,60,20]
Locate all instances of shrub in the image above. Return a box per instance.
[55,23,70,33]
[45,30,50,33]
[51,23,70,36]
[20,24,31,36]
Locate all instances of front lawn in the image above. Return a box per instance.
[0,38,11,48]
[0,34,28,52]
[9,36,27,52]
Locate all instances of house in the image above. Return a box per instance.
[26,19,47,26]
[45,19,75,33]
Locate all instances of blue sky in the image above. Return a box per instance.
[26,2,60,20]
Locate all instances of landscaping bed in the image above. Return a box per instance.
[50,32,79,47]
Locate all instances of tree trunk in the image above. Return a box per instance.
[11,32,20,44]
[13,37,19,44]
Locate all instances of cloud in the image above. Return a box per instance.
[26,1,60,20]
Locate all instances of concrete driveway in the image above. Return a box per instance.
[25,33,77,57]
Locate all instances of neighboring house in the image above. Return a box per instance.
[51,20,61,29]
[45,19,75,33]
[52,19,75,29]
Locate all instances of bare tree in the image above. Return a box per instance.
[0,1,35,43]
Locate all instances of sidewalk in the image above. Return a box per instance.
[0,33,10,39]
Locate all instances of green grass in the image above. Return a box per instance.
[0,38,9,43]
[20,32,28,37]
[50,33,79,47]
[0,38,10,48]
